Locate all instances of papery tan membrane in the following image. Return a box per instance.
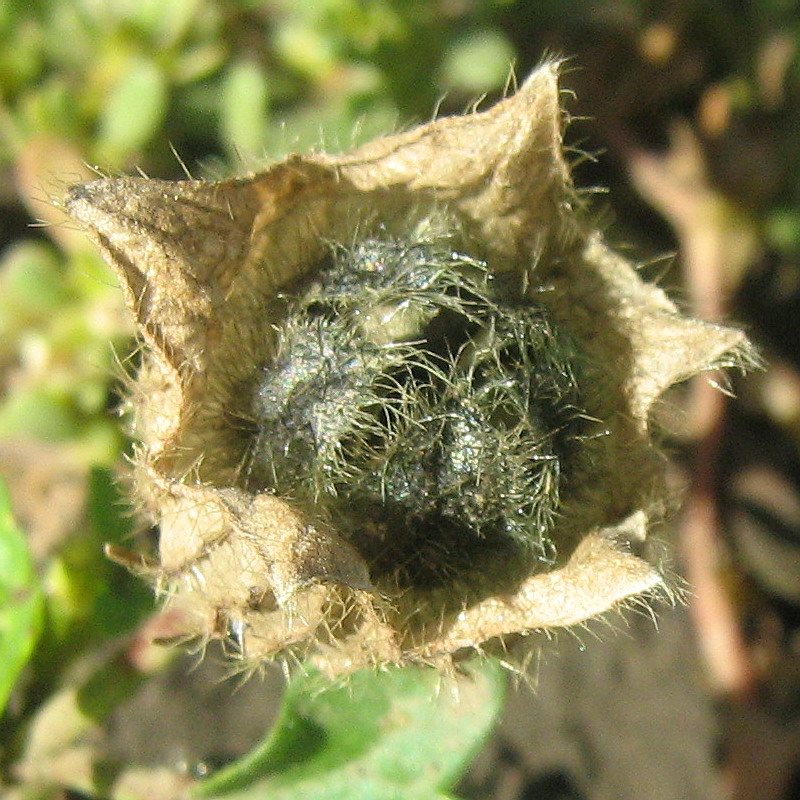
[66,63,754,676]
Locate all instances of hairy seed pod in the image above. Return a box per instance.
[66,63,755,675]
[240,236,585,590]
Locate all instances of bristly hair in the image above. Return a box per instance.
[240,233,588,593]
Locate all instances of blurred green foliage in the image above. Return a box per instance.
[0,0,520,174]
[0,475,43,718]
[1,0,800,798]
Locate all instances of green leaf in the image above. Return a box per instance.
[194,660,505,800]
[221,59,270,158]
[440,31,516,94]
[0,241,72,321]
[87,466,133,544]
[122,0,205,49]
[86,467,154,638]
[0,387,80,442]
[766,207,800,254]
[97,56,168,162]
[0,473,44,716]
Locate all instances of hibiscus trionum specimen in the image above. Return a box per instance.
[66,63,753,675]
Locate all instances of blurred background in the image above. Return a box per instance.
[1,1,800,798]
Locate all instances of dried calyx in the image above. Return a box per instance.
[66,63,754,675]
